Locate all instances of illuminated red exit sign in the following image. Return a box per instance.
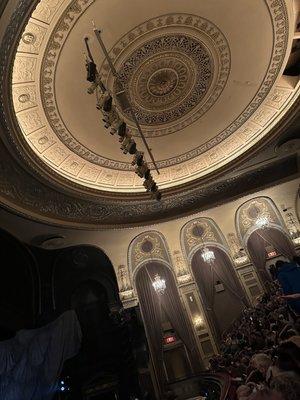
[164,335,176,344]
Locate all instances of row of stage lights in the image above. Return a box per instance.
[85,52,162,201]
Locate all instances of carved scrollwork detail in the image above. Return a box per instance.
[240,200,273,230]
[185,220,217,250]
[117,264,132,292]
[134,234,164,264]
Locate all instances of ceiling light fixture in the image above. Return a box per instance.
[152,273,166,295]
[201,246,215,264]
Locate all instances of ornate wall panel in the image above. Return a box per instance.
[235,196,288,243]
[180,217,228,261]
[128,231,172,277]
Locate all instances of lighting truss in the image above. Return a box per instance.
[83,26,162,200]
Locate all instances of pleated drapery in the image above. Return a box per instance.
[191,252,219,338]
[209,247,249,306]
[192,247,248,338]
[155,264,202,373]
[0,310,82,400]
[247,228,296,285]
[135,262,202,394]
[257,228,296,259]
[135,267,165,395]
[247,230,270,285]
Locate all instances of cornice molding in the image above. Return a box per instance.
[0,0,299,227]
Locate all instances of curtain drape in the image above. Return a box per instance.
[0,310,82,400]
[135,268,165,395]
[257,228,296,260]
[247,231,270,285]
[191,252,220,339]
[212,247,249,307]
[149,263,203,373]
[247,228,296,286]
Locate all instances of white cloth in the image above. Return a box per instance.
[0,310,82,400]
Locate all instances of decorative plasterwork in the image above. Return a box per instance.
[235,196,287,241]
[117,264,135,303]
[128,231,173,276]
[8,0,298,193]
[106,14,229,137]
[172,249,192,284]
[227,232,249,265]
[180,217,228,261]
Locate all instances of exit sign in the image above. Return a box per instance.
[164,335,176,344]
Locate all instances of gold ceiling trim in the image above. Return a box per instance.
[11,0,297,193]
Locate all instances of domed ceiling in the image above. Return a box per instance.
[10,0,300,193]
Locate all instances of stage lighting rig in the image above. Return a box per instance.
[135,163,151,179]
[84,31,162,200]
[132,151,144,166]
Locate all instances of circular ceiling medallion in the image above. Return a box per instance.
[103,14,229,137]
[147,68,179,97]
[113,34,213,132]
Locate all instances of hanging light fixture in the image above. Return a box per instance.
[201,246,216,264]
[152,273,166,295]
[255,216,269,229]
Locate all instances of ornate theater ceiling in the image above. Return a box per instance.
[10,0,300,191]
[0,0,299,226]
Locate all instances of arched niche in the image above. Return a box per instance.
[181,218,248,338]
[235,197,296,284]
[190,246,248,338]
[0,228,40,338]
[180,217,228,263]
[128,230,173,278]
[52,246,140,397]
[52,245,120,313]
[134,261,201,394]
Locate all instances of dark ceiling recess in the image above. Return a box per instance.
[284,39,300,76]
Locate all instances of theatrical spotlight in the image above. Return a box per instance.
[120,135,136,154]
[135,163,151,179]
[102,95,112,112]
[143,176,157,192]
[117,121,127,141]
[152,191,162,201]
[86,60,96,82]
[102,107,120,129]
[132,151,144,166]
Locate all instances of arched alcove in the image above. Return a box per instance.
[135,261,201,394]
[180,217,228,258]
[181,218,247,338]
[191,246,248,338]
[0,228,39,338]
[128,230,173,278]
[51,245,140,398]
[52,245,120,312]
[236,197,296,284]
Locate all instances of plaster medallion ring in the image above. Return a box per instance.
[112,34,213,131]
[147,68,179,97]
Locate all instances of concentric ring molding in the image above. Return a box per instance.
[11,0,299,193]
